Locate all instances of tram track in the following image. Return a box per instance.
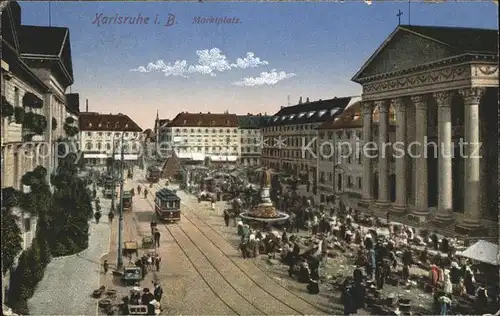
[142,192,265,315]
[143,182,328,315]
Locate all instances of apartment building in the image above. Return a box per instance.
[317,101,366,211]
[154,111,171,156]
[164,112,240,164]
[78,112,143,167]
[237,114,270,166]
[261,97,357,200]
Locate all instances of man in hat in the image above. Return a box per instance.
[153,282,163,302]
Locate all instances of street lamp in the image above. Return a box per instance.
[110,132,126,269]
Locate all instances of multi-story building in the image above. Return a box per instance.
[352,24,498,236]
[237,114,270,166]
[164,112,240,164]
[261,96,358,201]
[154,111,170,157]
[317,101,396,212]
[78,112,143,167]
[1,1,79,307]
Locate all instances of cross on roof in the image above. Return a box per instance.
[397,9,403,25]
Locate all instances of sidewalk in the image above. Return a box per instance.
[28,191,111,316]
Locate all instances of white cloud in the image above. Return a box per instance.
[129,48,269,77]
[231,52,269,69]
[232,69,296,87]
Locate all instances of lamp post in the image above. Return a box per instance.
[110,137,117,213]
[116,132,125,269]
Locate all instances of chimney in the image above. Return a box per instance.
[299,97,303,104]
[85,98,88,112]
[306,97,310,103]
[319,99,322,101]
[280,106,284,109]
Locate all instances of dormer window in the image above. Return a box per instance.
[226,120,230,125]
[115,122,119,128]
[183,120,187,125]
[125,123,129,128]
[98,123,102,127]
[88,123,92,127]
[289,114,295,120]
[107,122,111,128]
[307,111,315,118]
[330,108,340,116]
[197,120,202,126]
[298,112,306,118]
[318,110,327,117]
[273,117,279,122]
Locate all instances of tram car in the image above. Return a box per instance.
[146,165,162,183]
[155,188,181,223]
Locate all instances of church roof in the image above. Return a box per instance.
[401,25,498,55]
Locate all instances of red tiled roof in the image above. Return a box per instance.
[168,112,238,127]
[79,112,142,132]
[319,101,362,130]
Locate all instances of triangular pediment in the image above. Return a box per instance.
[352,27,457,81]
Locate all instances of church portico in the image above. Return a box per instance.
[351,25,498,235]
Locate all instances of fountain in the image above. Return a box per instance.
[239,169,289,225]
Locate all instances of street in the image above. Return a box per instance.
[99,173,328,315]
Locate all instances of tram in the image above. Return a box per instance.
[155,188,181,223]
[146,165,161,183]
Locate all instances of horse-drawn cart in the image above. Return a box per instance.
[142,236,154,249]
[123,241,139,257]
[122,266,143,285]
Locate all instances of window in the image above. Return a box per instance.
[87,132,91,137]
[106,143,111,150]
[14,87,19,107]
[358,178,362,189]
[107,132,111,136]
[115,122,119,129]
[98,123,102,128]
[98,132,103,136]
[133,132,137,137]
[107,122,111,128]
[86,142,92,150]
[24,218,31,232]
[97,142,102,150]
[124,132,128,137]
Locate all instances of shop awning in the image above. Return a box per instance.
[23,92,43,108]
[457,240,499,266]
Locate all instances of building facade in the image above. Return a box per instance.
[261,96,358,201]
[352,25,498,236]
[237,114,269,166]
[154,112,170,157]
[1,1,79,308]
[164,112,240,164]
[78,112,143,167]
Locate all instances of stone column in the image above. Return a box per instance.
[434,91,454,222]
[393,98,407,211]
[411,95,428,215]
[458,87,484,228]
[376,100,390,205]
[361,101,373,201]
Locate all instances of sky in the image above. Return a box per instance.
[18,0,498,130]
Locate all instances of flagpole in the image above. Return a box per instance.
[408,0,411,25]
[48,0,51,26]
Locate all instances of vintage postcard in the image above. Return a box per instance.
[1,1,498,315]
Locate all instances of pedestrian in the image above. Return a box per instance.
[103,260,109,274]
[211,197,215,210]
[108,211,115,224]
[94,211,102,224]
[150,220,157,235]
[153,283,163,302]
[223,210,229,227]
[154,229,161,248]
[144,188,148,199]
[155,254,161,272]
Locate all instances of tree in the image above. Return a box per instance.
[1,188,23,274]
